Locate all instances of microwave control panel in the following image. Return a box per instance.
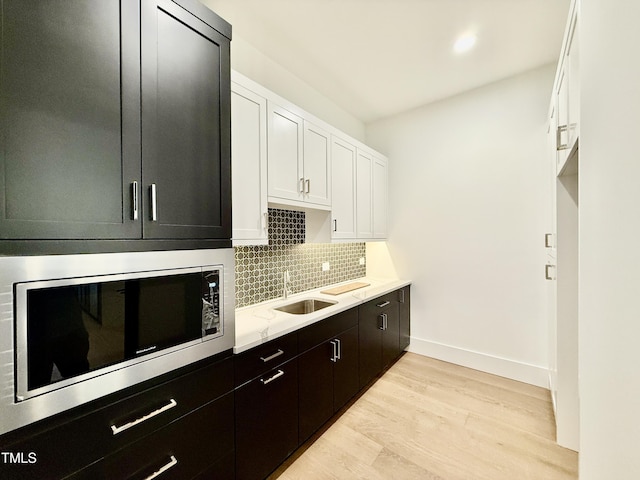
[202,269,222,338]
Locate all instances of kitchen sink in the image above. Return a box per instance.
[275,298,337,315]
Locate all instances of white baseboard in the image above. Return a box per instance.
[406,337,550,389]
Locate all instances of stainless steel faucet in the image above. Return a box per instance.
[283,270,292,299]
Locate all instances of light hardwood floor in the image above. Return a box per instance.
[270,353,578,480]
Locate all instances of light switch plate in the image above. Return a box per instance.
[359,257,366,266]
[322,262,330,271]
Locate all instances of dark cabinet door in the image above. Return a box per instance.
[141,0,231,240]
[399,286,411,351]
[235,359,298,480]
[359,301,383,389]
[333,325,359,411]
[359,291,403,388]
[298,341,334,444]
[0,0,141,240]
[381,303,400,369]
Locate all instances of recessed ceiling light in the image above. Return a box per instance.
[453,33,477,54]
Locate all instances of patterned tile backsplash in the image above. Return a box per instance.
[234,208,366,308]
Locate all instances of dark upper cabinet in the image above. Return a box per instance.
[0,0,141,241]
[141,0,231,240]
[0,0,231,251]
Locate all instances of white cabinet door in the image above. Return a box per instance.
[267,102,304,202]
[372,154,388,239]
[303,121,331,207]
[556,65,569,173]
[567,15,579,149]
[356,149,373,239]
[331,136,357,239]
[231,83,268,245]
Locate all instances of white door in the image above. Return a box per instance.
[356,149,373,239]
[231,83,268,245]
[303,121,331,207]
[267,102,304,202]
[372,154,388,239]
[331,136,357,239]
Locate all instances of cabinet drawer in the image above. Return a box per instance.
[74,392,235,480]
[298,307,358,353]
[0,355,233,480]
[98,354,233,455]
[235,332,298,386]
[360,291,396,317]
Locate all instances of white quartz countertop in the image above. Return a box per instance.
[234,277,411,354]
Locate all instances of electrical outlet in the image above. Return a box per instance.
[359,257,366,266]
[322,262,330,271]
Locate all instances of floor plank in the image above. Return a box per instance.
[270,353,578,480]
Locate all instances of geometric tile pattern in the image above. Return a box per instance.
[234,208,366,308]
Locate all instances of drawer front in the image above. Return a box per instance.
[235,332,298,386]
[360,291,396,318]
[0,355,233,480]
[99,354,234,455]
[298,307,358,353]
[73,392,235,480]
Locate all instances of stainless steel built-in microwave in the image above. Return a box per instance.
[0,249,235,435]
[14,266,225,402]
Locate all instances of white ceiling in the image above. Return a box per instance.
[204,0,571,123]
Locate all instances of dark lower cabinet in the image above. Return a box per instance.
[235,359,299,480]
[359,292,401,389]
[0,354,235,480]
[298,324,359,443]
[72,393,235,480]
[399,286,411,351]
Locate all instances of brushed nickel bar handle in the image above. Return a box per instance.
[333,219,338,232]
[335,338,341,360]
[299,177,305,194]
[143,455,178,480]
[111,399,177,435]
[260,349,284,363]
[330,340,338,363]
[132,181,139,220]
[398,289,405,303]
[376,301,390,308]
[150,183,158,221]
[545,233,553,248]
[305,178,310,194]
[379,314,386,330]
[261,369,284,385]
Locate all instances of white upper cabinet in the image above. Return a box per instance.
[267,103,331,209]
[331,136,357,239]
[267,102,305,203]
[372,153,388,239]
[303,121,331,207]
[356,149,374,239]
[555,2,580,174]
[231,70,388,243]
[231,80,268,245]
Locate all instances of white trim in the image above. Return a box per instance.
[406,337,549,388]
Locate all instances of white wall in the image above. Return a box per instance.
[579,0,640,477]
[366,65,555,387]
